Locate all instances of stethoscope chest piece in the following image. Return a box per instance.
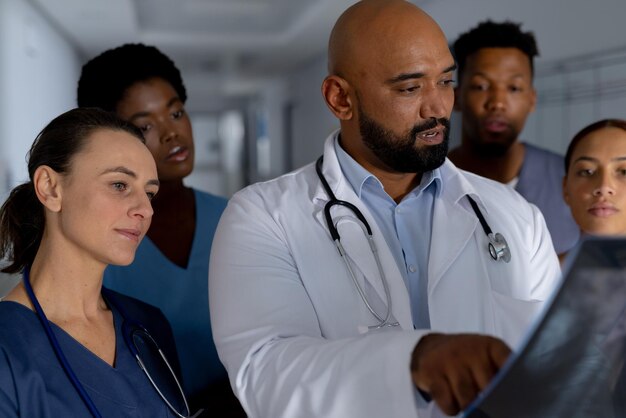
[488,232,511,263]
[467,195,511,264]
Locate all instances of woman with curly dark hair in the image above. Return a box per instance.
[77,44,243,416]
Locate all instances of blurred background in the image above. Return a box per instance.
[1,0,626,201]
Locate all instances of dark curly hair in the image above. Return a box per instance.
[452,20,539,80]
[77,43,187,111]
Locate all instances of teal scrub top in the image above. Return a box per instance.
[104,189,227,399]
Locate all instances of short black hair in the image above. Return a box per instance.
[452,20,539,79]
[77,43,187,111]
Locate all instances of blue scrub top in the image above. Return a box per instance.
[104,189,228,398]
[0,290,181,417]
[516,143,580,254]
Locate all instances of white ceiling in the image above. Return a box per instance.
[30,0,363,110]
[29,0,626,113]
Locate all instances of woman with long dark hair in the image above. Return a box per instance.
[78,44,242,416]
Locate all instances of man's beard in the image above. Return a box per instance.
[358,106,450,173]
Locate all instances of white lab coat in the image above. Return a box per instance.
[209,131,561,418]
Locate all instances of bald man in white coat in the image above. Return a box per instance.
[209,1,561,417]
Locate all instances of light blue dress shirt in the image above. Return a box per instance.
[334,138,441,329]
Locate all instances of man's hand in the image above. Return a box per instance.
[410,333,511,416]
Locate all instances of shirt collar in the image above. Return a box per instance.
[419,169,442,199]
[334,135,442,200]
[334,136,380,198]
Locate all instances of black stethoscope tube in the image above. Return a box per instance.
[23,266,103,418]
[315,155,510,262]
[317,157,373,239]
[467,195,493,235]
[22,267,195,418]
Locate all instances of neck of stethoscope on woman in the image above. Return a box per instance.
[22,266,199,418]
[101,289,199,418]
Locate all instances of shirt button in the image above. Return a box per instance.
[408,265,416,273]
[396,207,402,214]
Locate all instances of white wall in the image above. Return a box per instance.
[263,78,290,178]
[424,0,626,64]
[0,0,81,198]
[287,53,338,169]
[0,0,80,296]
[525,49,626,154]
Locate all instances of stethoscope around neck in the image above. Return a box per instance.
[21,266,201,418]
[314,156,511,329]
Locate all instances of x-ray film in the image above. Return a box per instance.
[464,237,626,418]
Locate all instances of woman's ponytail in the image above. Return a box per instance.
[0,182,44,273]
